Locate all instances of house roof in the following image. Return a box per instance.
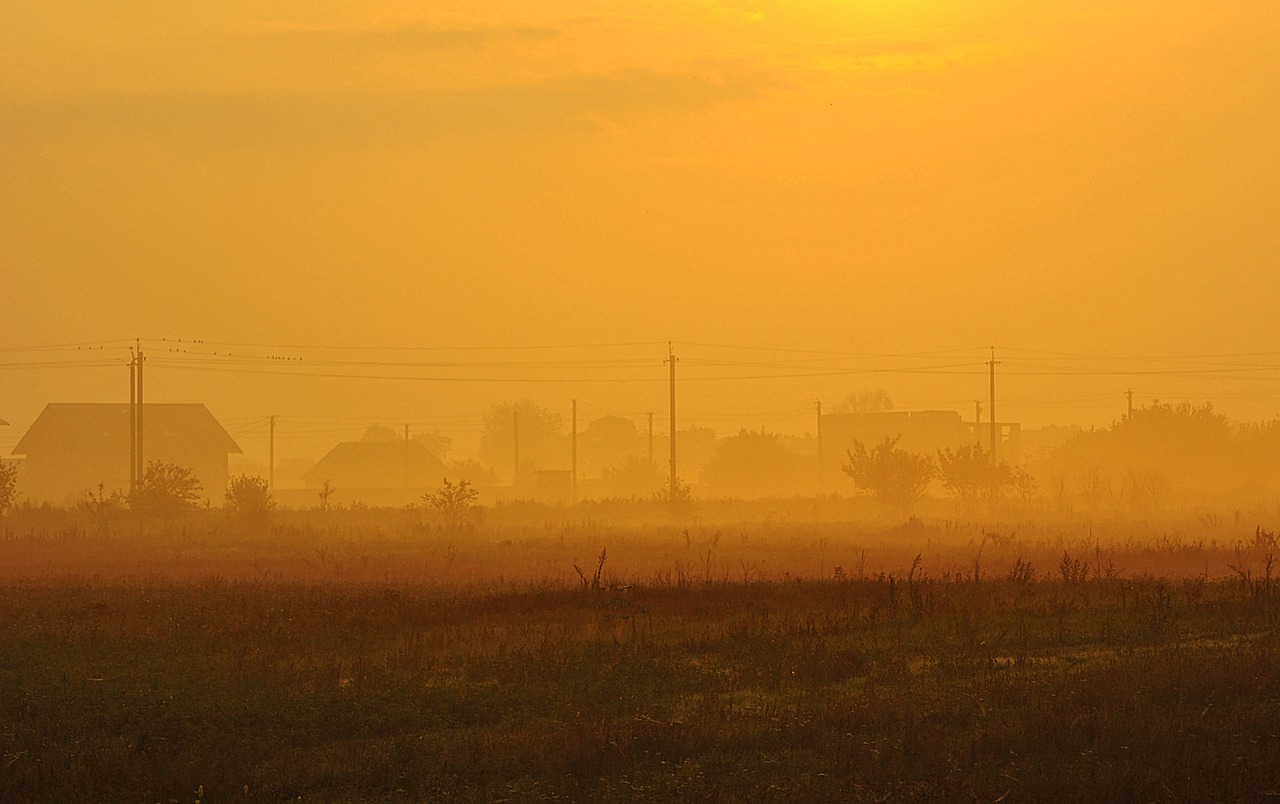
[12,403,241,456]
[302,440,448,486]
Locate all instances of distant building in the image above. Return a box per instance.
[12,403,241,504]
[823,410,1021,463]
[302,440,448,494]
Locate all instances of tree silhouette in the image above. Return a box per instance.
[579,416,642,473]
[600,455,664,497]
[0,461,17,515]
[131,461,202,522]
[937,443,1003,510]
[423,478,480,530]
[479,399,565,481]
[411,430,453,460]
[701,429,806,497]
[361,423,400,442]
[843,436,934,516]
[225,474,275,525]
[832,388,895,414]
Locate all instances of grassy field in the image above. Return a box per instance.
[2,505,1279,801]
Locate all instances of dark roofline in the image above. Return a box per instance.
[13,402,241,456]
[301,440,446,481]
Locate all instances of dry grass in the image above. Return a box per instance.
[2,501,1278,800]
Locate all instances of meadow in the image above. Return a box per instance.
[2,500,1279,801]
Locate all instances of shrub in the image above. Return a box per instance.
[225,474,275,524]
[423,478,480,530]
[131,461,202,522]
[0,461,17,515]
[843,436,934,516]
[80,483,126,537]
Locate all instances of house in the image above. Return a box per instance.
[302,440,448,499]
[12,403,241,504]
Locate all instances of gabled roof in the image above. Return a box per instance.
[302,440,447,486]
[12,403,241,456]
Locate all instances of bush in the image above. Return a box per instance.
[0,461,17,515]
[842,436,934,516]
[131,462,202,522]
[225,475,275,525]
[80,483,126,537]
[423,478,480,530]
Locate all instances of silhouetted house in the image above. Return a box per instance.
[302,440,448,494]
[12,403,241,504]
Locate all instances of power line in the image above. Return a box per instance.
[5,337,1279,439]
[146,363,667,384]
[144,338,670,352]
[0,339,134,353]
[676,341,989,359]
[0,359,125,370]
[997,346,1280,361]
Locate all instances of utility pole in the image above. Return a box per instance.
[512,410,520,488]
[571,399,577,504]
[129,349,137,493]
[402,424,410,489]
[1126,389,1134,420]
[136,340,145,482]
[647,412,654,465]
[269,415,276,491]
[666,345,678,500]
[974,400,983,447]
[815,400,823,487]
[988,348,999,458]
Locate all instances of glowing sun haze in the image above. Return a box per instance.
[3,1,1279,461]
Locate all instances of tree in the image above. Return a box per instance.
[361,423,399,442]
[1035,399,1260,512]
[0,461,18,515]
[600,454,665,497]
[937,443,1004,510]
[225,474,275,525]
[843,436,934,516]
[365,423,452,459]
[936,443,1036,513]
[423,478,480,530]
[675,426,718,479]
[580,416,643,473]
[80,483,126,537]
[131,461,202,521]
[652,476,692,504]
[412,430,453,461]
[832,388,895,415]
[318,479,335,511]
[701,429,807,497]
[479,399,566,481]
[443,459,498,488]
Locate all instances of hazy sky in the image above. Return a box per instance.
[3,1,1279,464]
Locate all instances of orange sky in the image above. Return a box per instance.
[3,1,1279,464]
